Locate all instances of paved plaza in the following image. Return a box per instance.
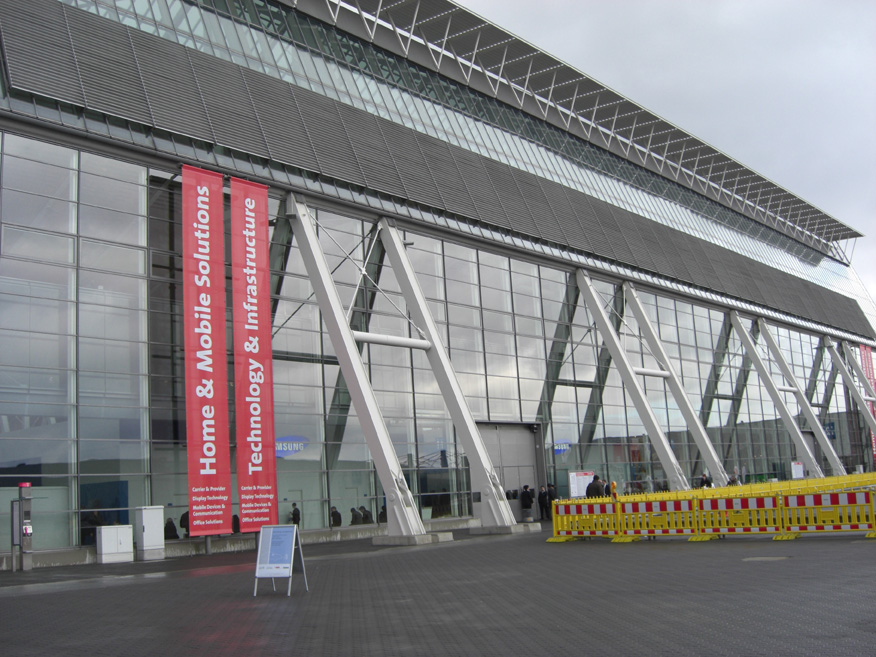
[2,528,875,656]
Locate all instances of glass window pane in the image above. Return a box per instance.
[0,329,73,369]
[79,172,146,215]
[80,152,146,185]
[1,189,77,233]
[3,133,77,168]
[0,259,75,299]
[0,293,73,334]
[79,270,146,308]
[2,155,77,200]
[79,205,146,246]
[1,226,75,264]
[80,239,145,274]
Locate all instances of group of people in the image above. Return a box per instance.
[164,500,393,537]
[348,506,374,525]
[532,483,559,520]
[328,505,385,527]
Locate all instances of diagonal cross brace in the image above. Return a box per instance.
[577,270,690,491]
[286,196,426,537]
[625,283,729,486]
[378,218,515,527]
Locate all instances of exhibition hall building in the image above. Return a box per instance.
[2,0,876,554]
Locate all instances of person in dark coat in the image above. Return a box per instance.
[359,506,374,524]
[330,506,342,528]
[538,485,551,520]
[164,518,179,540]
[520,485,533,508]
[586,475,604,498]
[519,484,534,521]
[350,507,363,525]
[289,503,301,525]
[547,483,558,504]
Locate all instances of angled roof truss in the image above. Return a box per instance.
[293,0,862,252]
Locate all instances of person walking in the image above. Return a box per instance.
[289,502,301,526]
[330,506,342,528]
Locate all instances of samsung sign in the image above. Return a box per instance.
[275,437,309,457]
[554,441,571,455]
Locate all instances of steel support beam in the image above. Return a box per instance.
[536,273,579,425]
[818,364,839,425]
[576,271,689,491]
[268,210,294,323]
[625,283,729,485]
[729,312,823,477]
[723,319,758,465]
[804,337,826,405]
[579,282,624,446]
[757,320,845,475]
[826,339,876,438]
[379,219,515,527]
[287,197,425,537]
[325,227,385,472]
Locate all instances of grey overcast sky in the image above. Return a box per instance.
[459,0,876,306]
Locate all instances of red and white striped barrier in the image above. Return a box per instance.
[697,496,781,535]
[554,502,618,537]
[621,499,695,536]
[782,492,874,533]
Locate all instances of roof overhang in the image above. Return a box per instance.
[287,0,862,252]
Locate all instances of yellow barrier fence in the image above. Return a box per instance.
[616,499,696,542]
[779,491,875,540]
[693,495,781,541]
[551,499,619,541]
[550,473,876,543]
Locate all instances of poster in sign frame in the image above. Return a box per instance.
[253,524,309,597]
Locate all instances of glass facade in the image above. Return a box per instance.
[0,1,874,552]
[0,132,873,549]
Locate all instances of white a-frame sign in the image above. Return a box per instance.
[254,525,309,597]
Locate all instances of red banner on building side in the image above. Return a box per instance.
[182,165,233,536]
[231,178,278,532]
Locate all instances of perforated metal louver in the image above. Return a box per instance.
[241,67,320,172]
[128,29,214,143]
[294,87,366,186]
[0,0,84,106]
[189,50,269,158]
[336,103,406,198]
[66,10,152,125]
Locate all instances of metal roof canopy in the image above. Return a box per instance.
[291,0,862,253]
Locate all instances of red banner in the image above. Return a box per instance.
[859,345,876,469]
[230,178,278,532]
[182,165,233,536]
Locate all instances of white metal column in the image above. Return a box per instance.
[379,219,515,527]
[825,339,876,437]
[576,271,689,491]
[624,283,729,486]
[757,320,845,475]
[729,312,824,477]
[287,196,426,537]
